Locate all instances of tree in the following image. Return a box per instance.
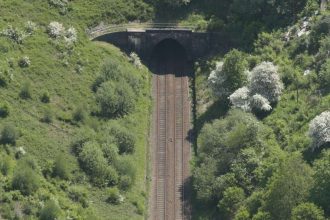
[96,81,135,118]
[311,149,330,214]
[291,203,325,220]
[264,154,314,220]
[229,62,282,112]
[308,111,330,150]
[218,187,246,219]
[249,62,283,103]
[209,49,248,97]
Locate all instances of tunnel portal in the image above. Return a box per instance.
[150,38,190,77]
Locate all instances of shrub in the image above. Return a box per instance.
[119,175,133,191]
[40,92,50,103]
[318,59,330,92]
[1,124,18,145]
[129,52,142,69]
[52,154,71,180]
[25,21,37,34]
[115,157,136,182]
[0,102,10,118]
[64,27,77,44]
[18,56,31,67]
[291,203,325,220]
[96,81,135,118]
[111,125,136,154]
[0,153,14,176]
[72,106,87,122]
[47,21,64,38]
[39,200,61,220]
[12,166,40,195]
[101,143,118,165]
[308,111,330,150]
[1,25,26,44]
[68,186,88,207]
[42,108,54,123]
[79,141,118,186]
[107,187,123,204]
[19,82,32,99]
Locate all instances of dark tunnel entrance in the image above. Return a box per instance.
[150,39,191,77]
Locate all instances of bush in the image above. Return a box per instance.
[0,153,14,176]
[19,82,32,99]
[39,200,61,220]
[72,106,87,122]
[318,59,330,92]
[12,166,40,195]
[68,186,88,207]
[18,56,31,68]
[119,175,133,191]
[42,108,54,123]
[40,92,50,103]
[52,154,71,180]
[107,187,123,204]
[47,21,64,38]
[101,143,118,165]
[79,141,118,186]
[1,25,26,44]
[96,81,135,118]
[111,125,136,154]
[0,102,10,118]
[1,124,18,145]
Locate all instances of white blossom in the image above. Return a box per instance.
[1,25,27,44]
[18,56,31,67]
[208,61,230,96]
[249,62,283,103]
[47,21,65,38]
[129,52,142,69]
[251,94,272,111]
[229,87,251,112]
[25,21,37,34]
[64,27,77,43]
[308,111,330,150]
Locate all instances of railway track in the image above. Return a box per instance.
[151,59,190,220]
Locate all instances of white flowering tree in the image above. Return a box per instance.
[229,87,251,111]
[229,62,283,112]
[308,111,330,150]
[249,62,283,103]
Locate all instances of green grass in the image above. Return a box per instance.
[0,0,153,217]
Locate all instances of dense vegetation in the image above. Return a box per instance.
[192,1,330,219]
